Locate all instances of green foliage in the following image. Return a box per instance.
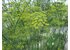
[2,0,67,50]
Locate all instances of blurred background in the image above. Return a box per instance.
[2,0,68,50]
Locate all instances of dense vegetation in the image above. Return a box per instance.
[2,0,68,50]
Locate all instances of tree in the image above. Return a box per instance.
[2,0,68,50]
